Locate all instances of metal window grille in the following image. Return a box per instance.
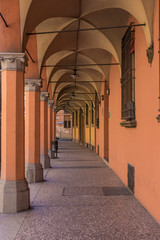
[121,26,135,120]
[68,120,71,128]
[64,121,67,128]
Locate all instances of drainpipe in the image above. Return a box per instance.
[156,0,160,122]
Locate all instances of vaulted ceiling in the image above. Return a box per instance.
[20,0,155,112]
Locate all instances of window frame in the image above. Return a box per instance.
[64,120,67,128]
[120,25,137,128]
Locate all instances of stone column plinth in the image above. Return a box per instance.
[25,79,43,183]
[0,53,30,213]
[48,100,54,159]
[40,92,50,168]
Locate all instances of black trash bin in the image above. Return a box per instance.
[52,140,58,157]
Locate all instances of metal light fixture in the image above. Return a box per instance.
[106,89,110,95]
[71,69,79,80]
[101,95,104,100]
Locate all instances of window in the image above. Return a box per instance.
[86,103,88,125]
[121,25,136,127]
[68,120,71,128]
[64,121,67,128]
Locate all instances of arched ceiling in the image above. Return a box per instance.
[20,0,155,112]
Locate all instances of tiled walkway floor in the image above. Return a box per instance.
[1,141,160,240]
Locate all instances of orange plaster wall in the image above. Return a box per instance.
[96,102,104,157]
[0,0,21,52]
[91,126,95,146]
[25,32,39,79]
[96,79,108,159]
[109,0,160,223]
[48,84,52,100]
[41,66,48,91]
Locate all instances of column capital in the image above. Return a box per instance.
[48,100,54,108]
[0,52,28,72]
[40,91,49,101]
[25,79,42,92]
[52,106,56,112]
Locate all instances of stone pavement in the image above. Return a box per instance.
[0,141,160,240]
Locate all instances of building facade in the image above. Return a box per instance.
[0,0,160,223]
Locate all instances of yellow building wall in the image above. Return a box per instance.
[85,126,90,144]
[76,127,79,141]
[73,126,76,140]
[91,126,95,146]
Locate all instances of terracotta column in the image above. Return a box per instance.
[52,106,57,142]
[89,108,92,149]
[25,79,43,183]
[48,100,54,159]
[0,53,30,213]
[40,92,50,168]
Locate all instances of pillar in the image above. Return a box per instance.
[52,106,56,141]
[40,92,50,168]
[48,100,54,159]
[89,108,92,149]
[0,53,30,213]
[25,79,43,183]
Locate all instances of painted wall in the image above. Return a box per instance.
[85,125,90,144]
[96,80,109,159]
[76,127,79,142]
[109,0,160,223]
[91,126,95,147]
[75,111,79,142]
[73,124,76,140]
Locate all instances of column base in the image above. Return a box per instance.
[40,155,50,169]
[48,149,55,159]
[0,179,30,213]
[25,163,43,183]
